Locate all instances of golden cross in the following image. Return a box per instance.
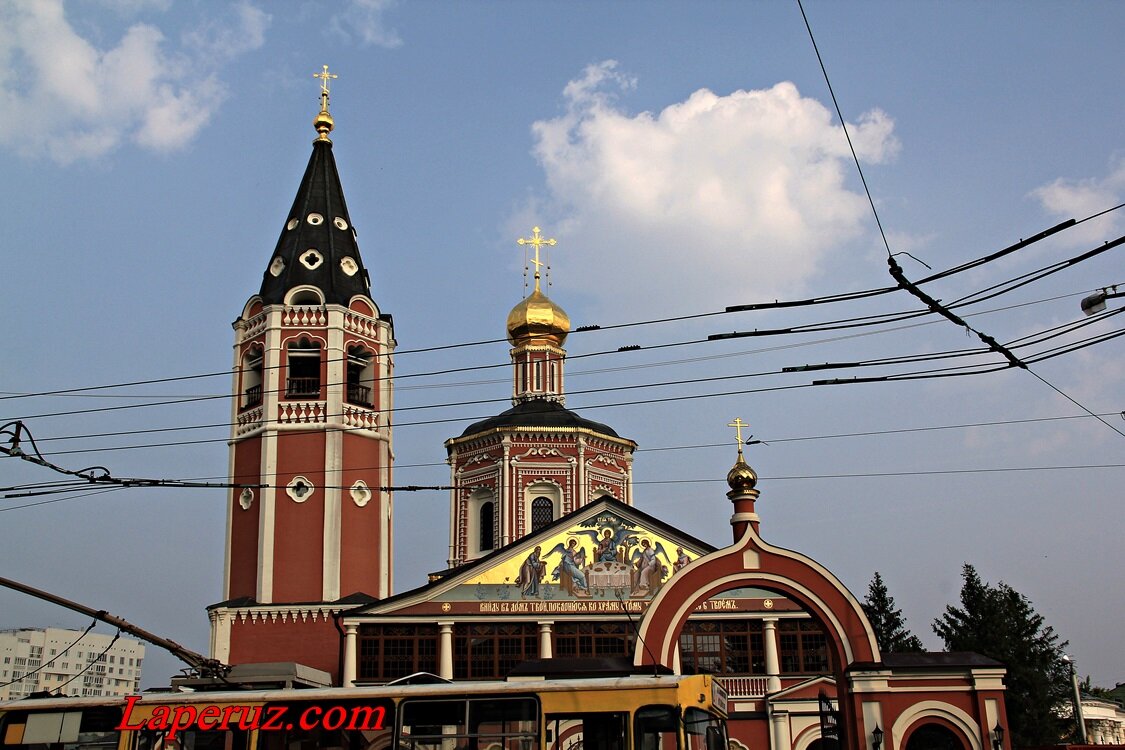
[313,65,338,111]
[314,65,338,95]
[728,417,749,456]
[517,226,557,292]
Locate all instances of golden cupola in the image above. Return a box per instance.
[506,226,570,347]
[506,288,570,346]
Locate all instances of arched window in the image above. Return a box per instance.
[478,501,495,552]
[347,346,374,407]
[241,347,264,409]
[531,497,553,532]
[286,338,321,398]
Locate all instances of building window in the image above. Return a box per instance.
[453,624,537,680]
[524,482,561,536]
[530,497,553,532]
[478,501,495,551]
[553,622,634,659]
[286,338,321,398]
[679,619,765,675]
[346,346,375,407]
[779,620,830,674]
[358,624,438,681]
[241,347,264,409]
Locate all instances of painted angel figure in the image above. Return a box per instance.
[574,525,638,564]
[548,538,589,595]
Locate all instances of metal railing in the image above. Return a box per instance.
[286,377,320,398]
[347,383,373,407]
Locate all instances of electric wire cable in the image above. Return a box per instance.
[797,0,1125,440]
[52,631,120,695]
[0,619,97,689]
[9,253,1118,423]
[3,205,1118,405]
[4,317,1120,467]
[7,287,1098,453]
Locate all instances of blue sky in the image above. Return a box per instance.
[1,0,1123,689]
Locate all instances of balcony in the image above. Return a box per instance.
[286,377,320,399]
[716,675,769,699]
[347,383,373,407]
[244,385,263,408]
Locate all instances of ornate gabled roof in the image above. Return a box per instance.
[258,138,372,305]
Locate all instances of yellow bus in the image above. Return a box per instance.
[1,673,727,750]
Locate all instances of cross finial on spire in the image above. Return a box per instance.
[517,226,557,293]
[312,65,338,141]
[728,417,749,458]
[314,65,337,101]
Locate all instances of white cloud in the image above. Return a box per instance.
[1031,156,1125,245]
[327,0,402,49]
[0,0,270,163]
[524,61,900,318]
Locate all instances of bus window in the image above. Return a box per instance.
[136,728,247,750]
[683,709,727,750]
[1,707,122,750]
[633,707,677,750]
[399,698,537,750]
[257,700,393,750]
[544,714,627,750]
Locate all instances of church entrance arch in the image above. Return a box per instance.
[636,524,881,750]
[905,723,968,750]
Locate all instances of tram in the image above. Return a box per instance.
[1,673,727,750]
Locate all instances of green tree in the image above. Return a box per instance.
[933,564,1071,747]
[1079,675,1113,700]
[862,572,924,653]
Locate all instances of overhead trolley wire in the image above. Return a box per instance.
[9,240,1120,423]
[9,295,1120,448]
[797,0,1125,440]
[3,200,1118,406]
[0,287,1095,455]
[4,314,1120,464]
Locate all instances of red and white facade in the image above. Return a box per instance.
[209,94,395,675]
[222,292,393,605]
[444,280,636,567]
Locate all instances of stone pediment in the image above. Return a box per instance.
[771,675,837,702]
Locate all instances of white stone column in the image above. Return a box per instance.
[769,708,791,750]
[439,621,454,680]
[538,621,554,659]
[342,622,358,687]
[764,618,781,693]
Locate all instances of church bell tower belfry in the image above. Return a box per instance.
[210,70,395,677]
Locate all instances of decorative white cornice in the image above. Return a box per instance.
[211,603,345,624]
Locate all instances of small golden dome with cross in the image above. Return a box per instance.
[725,418,759,492]
[508,227,570,346]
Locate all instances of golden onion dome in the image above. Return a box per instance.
[506,288,570,346]
[726,455,758,493]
